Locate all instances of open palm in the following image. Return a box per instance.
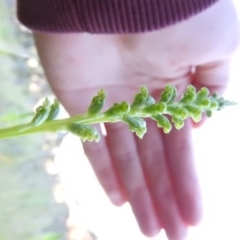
[34,1,239,239]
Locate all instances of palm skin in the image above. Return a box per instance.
[33,0,239,239]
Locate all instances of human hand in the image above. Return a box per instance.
[33,0,239,239]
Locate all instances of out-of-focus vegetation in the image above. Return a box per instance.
[0,0,68,239]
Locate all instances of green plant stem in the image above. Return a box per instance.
[0,110,154,139]
[0,85,237,141]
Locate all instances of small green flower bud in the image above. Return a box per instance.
[156,102,167,113]
[42,97,51,109]
[211,92,218,98]
[210,101,218,109]
[185,105,202,122]
[47,99,60,121]
[196,98,211,108]
[159,85,176,103]
[131,94,147,108]
[68,123,100,142]
[187,85,196,93]
[192,114,202,122]
[172,117,184,130]
[151,114,172,133]
[168,85,177,103]
[145,95,156,106]
[140,85,149,97]
[123,116,147,138]
[217,100,225,109]
[179,108,189,119]
[105,101,130,118]
[88,89,106,114]
[144,102,166,115]
[160,92,172,103]
[180,91,197,103]
[167,106,188,119]
[131,87,154,108]
[31,106,50,127]
[120,102,131,113]
[165,85,175,94]
[215,98,237,110]
[197,87,209,99]
[206,110,212,117]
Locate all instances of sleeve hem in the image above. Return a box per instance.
[17,0,219,34]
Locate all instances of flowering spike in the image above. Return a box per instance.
[0,84,236,141]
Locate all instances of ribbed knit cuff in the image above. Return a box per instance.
[17,0,219,34]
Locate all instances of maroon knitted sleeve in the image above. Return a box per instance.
[17,0,218,34]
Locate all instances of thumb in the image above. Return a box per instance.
[191,59,231,127]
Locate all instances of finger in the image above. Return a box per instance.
[83,125,127,206]
[105,122,161,237]
[162,119,202,225]
[54,89,126,206]
[192,60,230,127]
[136,119,188,240]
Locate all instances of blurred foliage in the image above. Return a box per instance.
[0,0,27,57]
[0,0,68,239]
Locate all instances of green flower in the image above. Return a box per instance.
[196,98,211,108]
[105,101,130,118]
[88,89,106,114]
[0,84,236,142]
[131,86,155,108]
[151,114,172,133]
[184,105,202,122]
[143,102,166,115]
[47,99,60,121]
[68,123,100,142]
[187,85,196,92]
[166,105,188,119]
[197,87,209,99]
[210,101,218,110]
[172,117,184,130]
[180,91,197,104]
[160,85,177,103]
[123,116,147,138]
[31,98,51,127]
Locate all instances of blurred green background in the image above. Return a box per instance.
[0,1,68,239]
